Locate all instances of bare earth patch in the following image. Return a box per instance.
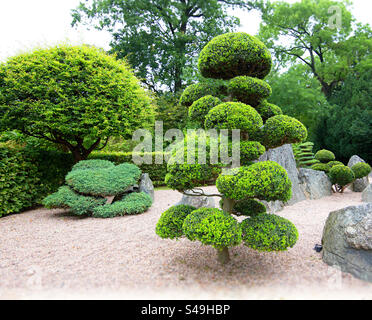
[0,187,371,300]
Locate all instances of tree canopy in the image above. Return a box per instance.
[254,0,372,98]
[71,0,254,93]
[0,45,154,162]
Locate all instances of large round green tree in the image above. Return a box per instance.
[156,32,307,264]
[0,45,154,162]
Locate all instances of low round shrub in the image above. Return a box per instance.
[233,199,267,217]
[311,163,330,173]
[241,214,298,252]
[92,192,153,218]
[156,205,196,239]
[315,149,336,163]
[179,82,227,107]
[205,102,263,136]
[227,76,272,107]
[327,161,344,169]
[255,100,283,122]
[259,115,307,149]
[329,165,355,187]
[183,208,242,249]
[188,95,222,125]
[66,163,141,196]
[198,32,272,80]
[351,162,371,179]
[216,161,292,202]
[71,159,115,171]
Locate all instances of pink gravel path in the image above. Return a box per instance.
[0,187,371,300]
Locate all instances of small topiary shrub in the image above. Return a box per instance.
[241,214,298,252]
[156,205,196,239]
[315,149,336,163]
[351,162,372,179]
[255,100,283,123]
[228,76,272,107]
[328,165,355,193]
[259,115,308,149]
[327,161,344,170]
[198,32,272,80]
[188,95,222,125]
[205,102,263,136]
[292,142,319,168]
[43,160,153,218]
[311,163,330,173]
[233,199,267,217]
[179,82,227,107]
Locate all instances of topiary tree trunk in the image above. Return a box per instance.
[156,32,308,264]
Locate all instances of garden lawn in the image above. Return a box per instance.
[0,187,371,299]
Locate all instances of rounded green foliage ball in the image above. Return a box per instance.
[228,76,272,107]
[179,82,227,107]
[216,161,292,202]
[220,141,265,165]
[234,199,267,217]
[329,165,355,187]
[205,102,263,136]
[92,192,153,218]
[259,115,308,149]
[327,161,344,169]
[315,150,336,163]
[71,159,115,171]
[241,214,298,252]
[189,95,222,125]
[351,162,371,179]
[66,163,141,196]
[311,163,330,173]
[156,205,196,239]
[198,32,272,80]
[182,208,242,249]
[255,100,283,122]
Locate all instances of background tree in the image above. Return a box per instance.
[156,32,308,264]
[71,0,254,93]
[254,0,372,98]
[0,45,154,163]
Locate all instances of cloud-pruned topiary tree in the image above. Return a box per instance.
[0,45,155,163]
[43,160,152,218]
[156,32,308,264]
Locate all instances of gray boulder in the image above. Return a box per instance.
[259,144,306,206]
[362,184,372,203]
[348,155,370,192]
[322,203,372,282]
[298,168,332,200]
[177,194,215,209]
[139,173,154,201]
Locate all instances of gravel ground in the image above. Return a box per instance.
[0,187,371,300]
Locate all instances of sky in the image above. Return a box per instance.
[0,0,371,62]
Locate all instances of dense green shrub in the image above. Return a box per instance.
[259,115,308,149]
[255,100,283,123]
[241,214,298,252]
[179,81,227,107]
[188,95,222,125]
[228,76,272,107]
[198,32,272,80]
[156,205,196,239]
[183,208,242,249]
[328,165,355,189]
[0,45,154,162]
[205,102,263,135]
[216,161,292,202]
[219,141,266,165]
[351,163,371,179]
[233,199,267,217]
[0,146,41,217]
[311,163,330,173]
[327,161,344,169]
[315,149,336,163]
[43,160,152,217]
